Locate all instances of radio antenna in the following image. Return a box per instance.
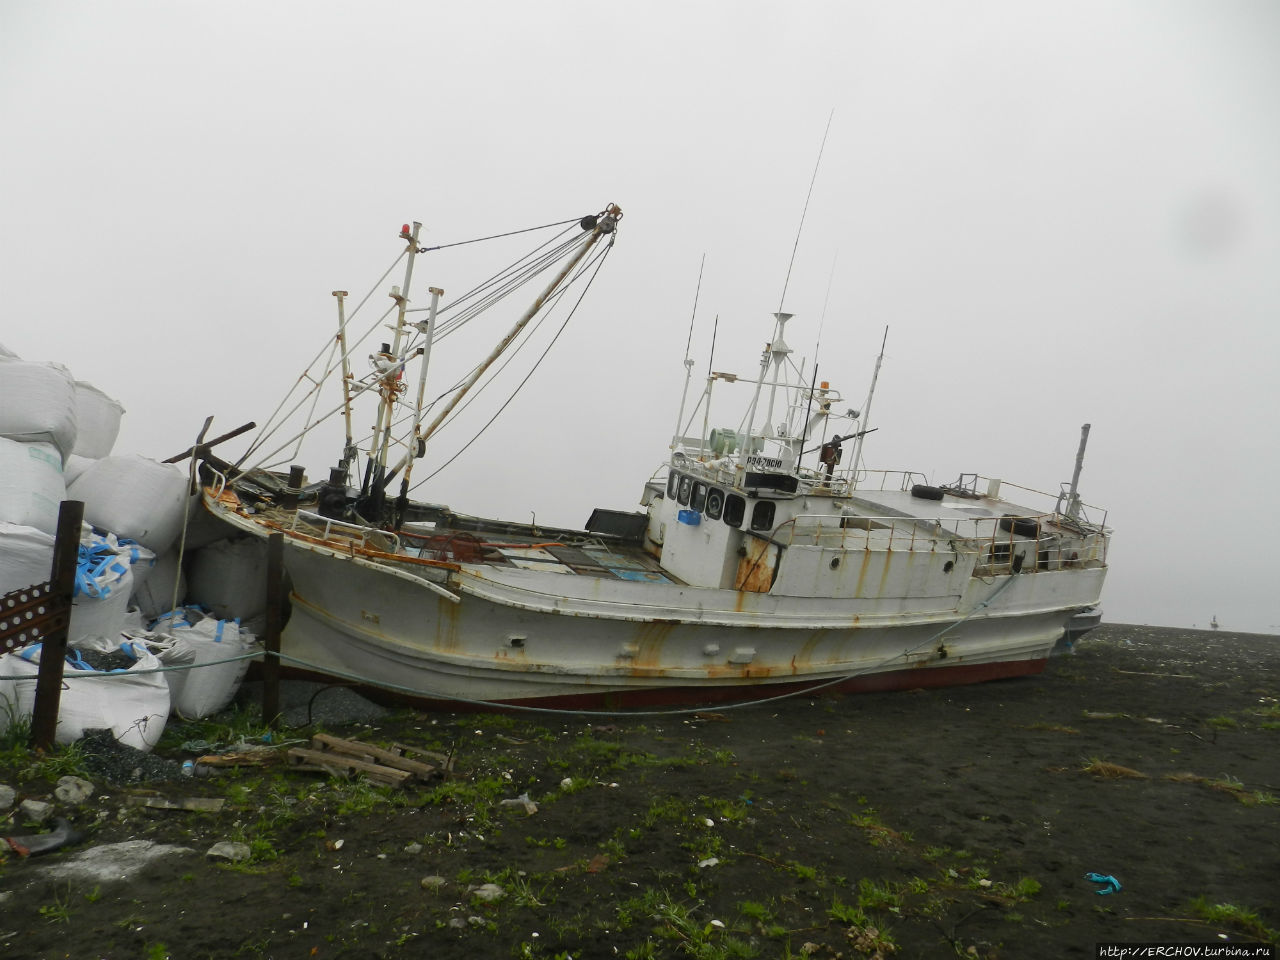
[778,108,834,313]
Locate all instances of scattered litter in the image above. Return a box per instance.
[206,841,251,862]
[498,792,538,815]
[126,796,225,813]
[2,818,84,857]
[698,857,720,868]
[1084,872,1122,895]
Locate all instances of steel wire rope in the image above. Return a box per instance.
[429,232,585,345]
[416,217,580,253]
[372,234,601,462]
[396,245,601,454]
[409,240,614,491]
[242,222,576,466]
[240,251,407,463]
[246,238,576,472]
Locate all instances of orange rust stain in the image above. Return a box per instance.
[735,538,776,593]
[792,632,826,672]
[854,549,872,598]
[877,551,892,598]
[434,596,462,654]
[630,620,677,670]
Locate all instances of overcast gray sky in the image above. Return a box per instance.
[3,1,1277,633]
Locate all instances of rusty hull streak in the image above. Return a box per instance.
[630,620,677,670]
[854,548,872,598]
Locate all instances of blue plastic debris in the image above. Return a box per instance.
[1084,872,1122,895]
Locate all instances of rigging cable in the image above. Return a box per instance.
[409,239,615,490]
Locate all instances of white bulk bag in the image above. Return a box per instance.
[187,537,268,621]
[130,548,186,620]
[68,536,134,646]
[0,642,169,750]
[0,438,65,534]
[63,453,97,486]
[0,523,55,596]
[72,381,125,459]
[0,359,78,461]
[151,607,257,718]
[67,455,188,554]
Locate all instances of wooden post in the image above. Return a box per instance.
[262,532,284,729]
[30,500,84,751]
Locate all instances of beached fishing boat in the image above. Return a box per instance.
[200,207,1110,708]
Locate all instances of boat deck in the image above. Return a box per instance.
[396,525,677,583]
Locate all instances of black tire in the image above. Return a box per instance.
[999,515,1040,538]
[911,484,945,501]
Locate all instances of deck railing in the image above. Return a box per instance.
[769,512,1108,573]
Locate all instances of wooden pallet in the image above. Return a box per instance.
[287,733,447,787]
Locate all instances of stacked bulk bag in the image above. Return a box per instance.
[0,359,78,461]
[68,534,134,646]
[63,453,97,486]
[150,606,258,719]
[67,454,188,555]
[0,641,169,750]
[187,537,268,622]
[0,523,54,597]
[0,438,65,534]
[71,381,125,459]
[130,548,186,620]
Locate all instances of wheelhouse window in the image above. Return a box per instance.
[750,500,776,531]
[667,471,681,499]
[677,475,692,506]
[723,493,746,528]
[691,482,707,512]
[704,487,725,520]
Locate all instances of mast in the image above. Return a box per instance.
[671,254,705,451]
[850,326,887,483]
[361,222,423,505]
[331,290,358,475]
[391,286,444,522]
[1062,423,1091,519]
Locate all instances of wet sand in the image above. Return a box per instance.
[2,623,1277,958]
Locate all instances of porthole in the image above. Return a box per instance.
[829,557,841,570]
[723,494,746,528]
[705,488,725,520]
[691,482,707,512]
[750,500,776,531]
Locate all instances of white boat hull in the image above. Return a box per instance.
[270,528,1103,707]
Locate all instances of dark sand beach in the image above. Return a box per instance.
[2,623,1277,959]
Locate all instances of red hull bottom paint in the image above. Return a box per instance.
[257,657,1049,715]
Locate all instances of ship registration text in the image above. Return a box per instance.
[746,455,784,471]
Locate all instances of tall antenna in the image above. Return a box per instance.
[671,255,707,450]
[778,108,835,313]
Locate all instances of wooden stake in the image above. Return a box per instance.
[30,500,83,750]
